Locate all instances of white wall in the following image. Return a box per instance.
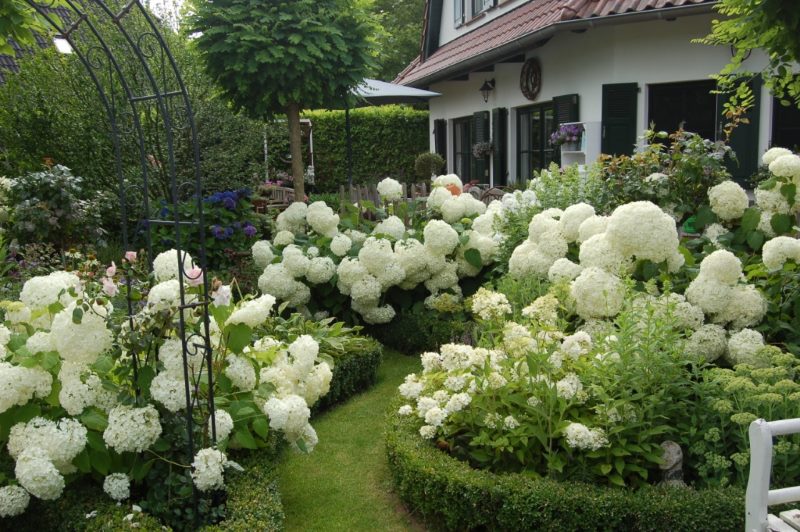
[439,0,527,47]
[428,14,773,184]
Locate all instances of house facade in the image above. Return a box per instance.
[395,0,800,186]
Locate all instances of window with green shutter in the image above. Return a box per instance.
[716,78,761,184]
[453,117,472,181]
[517,103,556,183]
[434,119,447,170]
[492,107,508,186]
[472,111,490,182]
[602,83,638,156]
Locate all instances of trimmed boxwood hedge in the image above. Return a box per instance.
[314,339,383,412]
[385,397,745,531]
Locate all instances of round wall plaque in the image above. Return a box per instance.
[520,58,542,101]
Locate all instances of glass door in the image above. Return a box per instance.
[517,103,557,182]
[453,117,472,181]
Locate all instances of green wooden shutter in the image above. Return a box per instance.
[433,119,447,164]
[553,94,579,125]
[472,111,489,182]
[491,107,508,186]
[602,83,638,156]
[717,78,761,184]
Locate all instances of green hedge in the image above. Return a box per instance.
[303,105,429,192]
[385,397,744,531]
[314,339,382,412]
[367,303,471,356]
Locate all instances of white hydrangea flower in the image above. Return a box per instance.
[564,422,608,451]
[578,234,630,275]
[0,485,29,517]
[4,302,31,326]
[470,288,511,321]
[0,362,52,414]
[605,201,678,263]
[263,394,311,441]
[703,223,729,247]
[306,257,336,284]
[426,186,454,211]
[726,329,767,367]
[423,219,459,256]
[281,245,310,278]
[577,215,608,243]
[373,215,406,240]
[15,447,64,500]
[685,277,733,317]
[419,425,436,439]
[556,373,583,399]
[522,294,560,326]
[559,203,595,242]
[762,236,800,271]
[528,210,561,242]
[330,234,353,256]
[103,405,162,453]
[20,271,81,312]
[58,362,114,416]
[225,355,257,391]
[212,409,234,441]
[432,173,463,191]
[398,404,413,416]
[686,324,727,363]
[275,202,308,235]
[191,448,227,492]
[25,331,53,354]
[226,294,276,328]
[399,374,424,399]
[377,177,403,202]
[561,332,592,360]
[258,263,299,300]
[445,392,471,413]
[147,279,182,311]
[252,240,275,269]
[8,417,87,474]
[698,249,742,285]
[273,230,296,247]
[424,407,447,427]
[158,338,205,381]
[346,229,368,245]
[103,473,130,501]
[763,147,793,166]
[570,267,624,319]
[150,372,188,412]
[769,154,800,180]
[755,187,791,214]
[715,284,767,330]
[757,210,777,237]
[152,250,193,283]
[50,301,112,366]
[306,201,339,237]
[708,181,750,221]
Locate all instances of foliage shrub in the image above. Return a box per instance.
[414,152,445,179]
[385,401,744,532]
[153,189,259,269]
[3,166,109,249]
[367,301,469,355]
[302,106,428,191]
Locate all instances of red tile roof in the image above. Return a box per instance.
[395,0,716,86]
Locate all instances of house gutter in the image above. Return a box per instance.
[404,3,718,88]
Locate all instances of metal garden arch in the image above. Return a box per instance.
[23,0,217,518]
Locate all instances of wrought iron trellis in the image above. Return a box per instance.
[24,0,216,520]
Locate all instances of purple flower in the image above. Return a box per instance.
[243,224,257,237]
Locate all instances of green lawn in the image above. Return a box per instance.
[278,349,424,532]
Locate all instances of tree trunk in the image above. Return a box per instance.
[286,102,305,200]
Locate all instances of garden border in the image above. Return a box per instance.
[385,397,745,531]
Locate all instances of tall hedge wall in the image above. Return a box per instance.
[303,105,429,192]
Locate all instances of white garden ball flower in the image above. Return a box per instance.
[528,211,561,243]
[150,372,188,412]
[755,187,792,214]
[58,362,114,416]
[8,417,87,474]
[762,236,800,272]
[715,284,767,330]
[211,409,234,441]
[191,448,227,492]
[251,240,274,269]
[606,201,678,263]
[306,257,336,284]
[440,196,467,223]
[103,405,162,453]
[0,363,52,414]
[275,202,308,235]
[757,210,777,237]
[147,279,182,311]
[548,258,583,282]
[377,177,403,202]
[20,271,82,311]
[258,263,297,300]
[424,219,459,256]
[15,447,64,501]
[103,473,131,501]
[726,328,767,367]
[703,223,729,247]
[564,422,608,451]
[152,249,194,283]
[273,230,296,247]
[0,485,29,517]
[708,181,750,221]
[226,294,276,328]
[225,355,257,391]
[685,276,733,317]
[25,331,53,354]
[50,302,112,366]
[336,257,368,295]
[350,274,382,307]
[358,303,397,324]
[358,237,395,276]
[560,203,595,242]
[373,215,406,240]
[158,338,205,380]
[577,215,608,243]
[432,173,463,191]
[330,234,352,256]
[470,288,511,321]
[763,147,793,166]
[769,154,800,180]
[426,186,454,211]
[578,234,630,275]
[570,267,624,319]
[263,394,311,437]
[698,249,742,285]
[686,324,727,363]
[306,201,339,237]
[423,260,459,292]
[281,245,310,278]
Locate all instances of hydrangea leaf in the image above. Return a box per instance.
[80,408,108,432]
[780,183,797,206]
[251,417,269,439]
[226,323,253,354]
[694,205,717,230]
[232,427,258,450]
[740,207,761,233]
[771,212,793,234]
[747,230,765,251]
[464,248,483,269]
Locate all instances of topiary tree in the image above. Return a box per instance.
[190,0,379,199]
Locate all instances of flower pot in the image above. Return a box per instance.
[562,141,580,152]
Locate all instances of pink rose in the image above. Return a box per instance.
[124,251,137,263]
[106,261,117,278]
[102,277,118,297]
[186,266,204,287]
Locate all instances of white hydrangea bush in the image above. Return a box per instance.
[0,250,337,520]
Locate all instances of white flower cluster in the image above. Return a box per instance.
[0,362,52,414]
[226,294,276,328]
[8,417,87,474]
[563,422,609,451]
[152,249,194,283]
[50,301,112,366]
[377,177,403,202]
[762,236,800,272]
[685,250,766,330]
[191,448,229,492]
[276,202,308,235]
[0,485,30,517]
[252,240,275,269]
[103,405,162,453]
[103,473,130,501]
[306,201,339,237]
[708,181,749,221]
[470,288,511,321]
[19,271,81,328]
[725,328,768,367]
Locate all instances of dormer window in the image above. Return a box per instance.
[455,0,495,27]
[472,0,494,17]
[455,0,464,26]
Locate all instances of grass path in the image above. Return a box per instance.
[278,349,424,532]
